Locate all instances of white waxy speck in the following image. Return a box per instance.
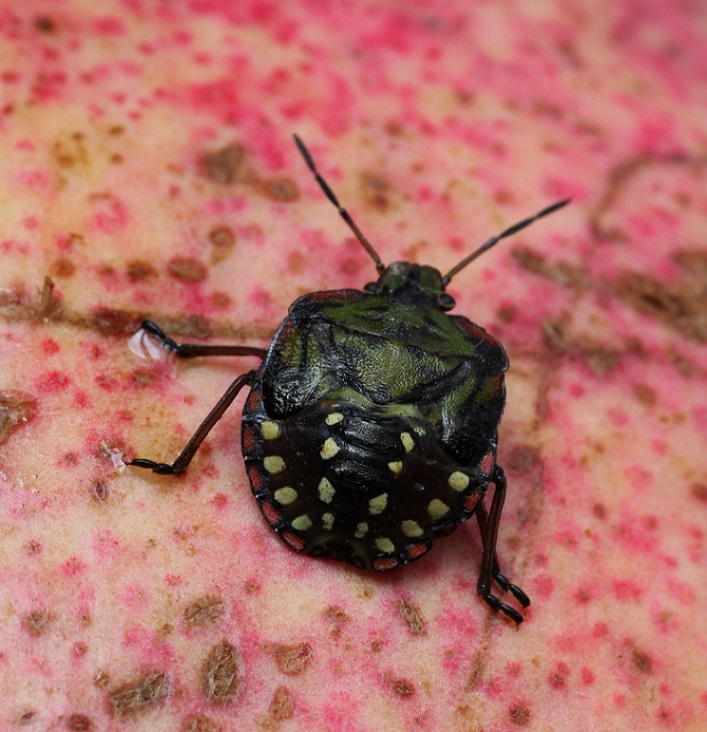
[322,513,334,530]
[388,461,403,474]
[355,522,369,538]
[128,328,168,362]
[325,412,344,426]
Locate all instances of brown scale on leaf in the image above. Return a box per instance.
[109,672,170,719]
[202,640,242,704]
[203,143,245,185]
[183,595,225,627]
[397,597,426,636]
[66,713,93,731]
[386,675,415,697]
[168,257,208,284]
[126,260,157,281]
[270,642,313,675]
[259,686,295,729]
[182,713,221,732]
[510,704,532,727]
[261,177,299,202]
[0,391,37,446]
[23,609,51,636]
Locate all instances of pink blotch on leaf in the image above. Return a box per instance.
[534,573,555,599]
[41,338,60,355]
[611,578,643,602]
[36,370,71,393]
[581,667,595,685]
[548,661,570,690]
[61,556,87,577]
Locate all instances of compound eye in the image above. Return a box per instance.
[438,293,455,311]
[364,282,379,293]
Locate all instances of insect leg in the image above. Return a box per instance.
[128,370,257,475]
[137,320,268,359]
[476,465,530,623]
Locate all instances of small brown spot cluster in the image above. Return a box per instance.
[272,642,312,675]
[183,595,225,627]
[203,143,245,185]
[110,672,170,719]
[202,640,242,704]
[0,391,37,445]
[397,597,426,636]
[209,226,236,263]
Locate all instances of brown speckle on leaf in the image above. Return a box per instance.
[323,605,349,636]
[692,483,707,504]
[23,609,51,636]
[633,646,652,674]
[92,307,141,336]
[203,143,245,185]
[269,686,294,722]
[510,704,531,726]
[182,713,221,732]
[209,226,236,263]
[397,597,426,636]
[0,391,37,445]
[50,256,76,278]
[633,383,656,407]
[110,672,170,719]
[127,260,157,281]
[183,595,225,627]
[272,642,313,675]
[34,16,55,33]
[617,263,707,342]
[387,675,415,696]
[261,177,299,202]
[168,257,208,283]
[203,640,242,704]
[66,713,93,731]
[361,172,393,211]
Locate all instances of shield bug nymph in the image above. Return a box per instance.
[129,135,569,624]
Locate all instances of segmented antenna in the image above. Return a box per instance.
[294,134,385,274]
[442,199,570,285]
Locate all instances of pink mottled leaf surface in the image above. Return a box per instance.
[1,1,706,730]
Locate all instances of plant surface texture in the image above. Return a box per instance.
[0,1,706,730]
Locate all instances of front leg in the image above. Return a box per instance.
[476,465,530,624]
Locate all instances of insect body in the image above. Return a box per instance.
[129,136,569,624]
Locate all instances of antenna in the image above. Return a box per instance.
[294,134,385,274]
[442,199,570,285]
